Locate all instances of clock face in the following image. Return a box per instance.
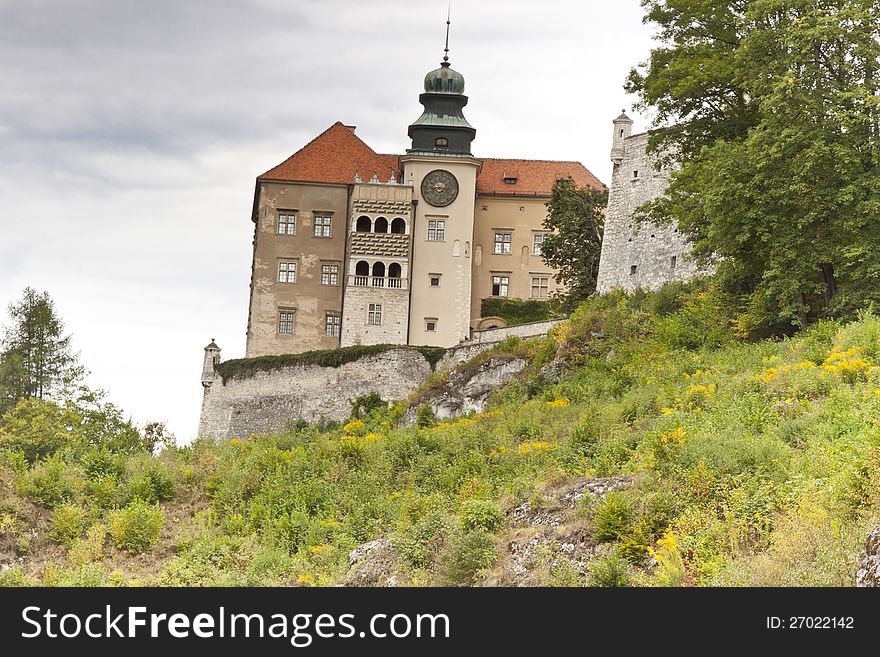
[421,169,459,207]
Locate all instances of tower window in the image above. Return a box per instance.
[277,211,297,235]
[429,274,441,287]
[325,312,341,337]
[278,260,297,284]
[313,215,332,238]
[435,137,448,147]
[633,170,639,179]
[671,255,677,270]
[491,275,510,297]
[278,309,295,334]
[368,304,383,326]
[427,220,446,242]
[494,232,512,254]
[425,318,438,332]
[630,265,638,276]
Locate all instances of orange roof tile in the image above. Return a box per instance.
[259,122,400,185]
[475,158,605,197]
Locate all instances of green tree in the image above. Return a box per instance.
[0,288,81,410]
[541,178,608,307]
[631,0,880,328]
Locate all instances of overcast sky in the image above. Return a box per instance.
[0,0,658,441]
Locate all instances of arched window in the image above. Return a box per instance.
[388,263,402,278]
[374,217,389,233]
[356,216,371,232]
[390,218,406,234]
[355,261,370,276]
[371,262,386,277]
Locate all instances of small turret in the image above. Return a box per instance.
[611,110,634,165]
[202,339,221,387]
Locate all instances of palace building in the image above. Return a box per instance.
[244,43,604,357]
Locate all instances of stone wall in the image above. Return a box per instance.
[199,349,432,439]
[436,318,565,370]
[596,133,706,293]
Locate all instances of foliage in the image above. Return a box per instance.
[541,178,608,307]
[460,499,503,533]
[0,288,82,413]
[49,504,87,547]
[218,344,446,381]
[437,530,496,586]
[108,499,165,553]
[480,298,562,327]
[631,0,880,329]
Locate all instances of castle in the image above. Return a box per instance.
[242,41,603,358]
[595,112,702,293]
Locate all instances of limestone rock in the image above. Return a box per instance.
[341,538,405,587]
[856,526,880,587]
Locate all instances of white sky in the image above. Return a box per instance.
[0,0,658,441]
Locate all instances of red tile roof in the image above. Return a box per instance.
[259,122,399,185]
[258,122,606,197]
[475,158,605,197]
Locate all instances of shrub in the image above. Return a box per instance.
[108,499,164,553]
[593,493,633,542]
[589,549,632,587]
[416,404,436,429]
[460,499,503,533]
[17,453,78,507]
[50,504,87,547]
[437,530,496,586]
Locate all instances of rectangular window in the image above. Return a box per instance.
[425,318,438,332]
[427,220,446,242]
[533,233,547,256]
[494,232,512,254]
[313,215,332,238]
[278,260,297,284]
[429,274,441,287]
[277,211,297,235]
[278,309,295,334]
[671,255,677,270]
[368,303,383,325]
[491,275,510,297]
[531,276,549,299]
[321,263,340,286]
[325,312,341,337]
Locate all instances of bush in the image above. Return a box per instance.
[17,453,78,507]
[589,549,632,587]
[437,530,496,586]
[108,499,164,553]
[460,499,503,533]
[593,493,633,542]
[50,504,87,547]
[416,404,436,429]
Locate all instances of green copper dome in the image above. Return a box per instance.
[424,61,465,95]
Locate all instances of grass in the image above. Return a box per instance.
[2,281,879,587]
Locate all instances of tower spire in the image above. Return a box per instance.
[443,5,451,65]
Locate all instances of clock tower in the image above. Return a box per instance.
[402,24,481,346]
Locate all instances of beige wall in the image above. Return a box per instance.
[471,195,561,321]
[402,155,481,347]
[246,181,348,357]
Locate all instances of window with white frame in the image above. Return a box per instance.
[491,275,510,297]
[533,233,548,256]
[313,215,332,238]
[425,318,438,332]
[321,263,339,286]
[277,211,297,235]
[367,303,383,325]
[278,309,295,334]
[531,276,549,299]
[427,220,446,242]
[494,232,512,254]
[278,260,297,284]
[325,312,341,337]
[429,274,441,287]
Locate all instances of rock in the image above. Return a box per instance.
[856,526,880,587]
[341,538,406,587]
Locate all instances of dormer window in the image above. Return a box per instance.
[435,137,448,147]
[503,177,517,185]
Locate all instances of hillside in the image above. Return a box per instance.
[2,281,880,586]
